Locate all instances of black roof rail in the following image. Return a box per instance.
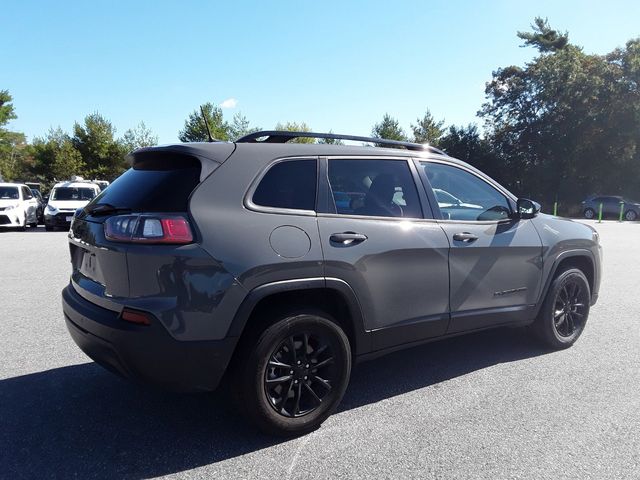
[235,130,447,155]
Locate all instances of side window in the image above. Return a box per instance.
[423,162,511,221]
[22,187,33,200]
[252,159,317,211]
[328,159,422,218]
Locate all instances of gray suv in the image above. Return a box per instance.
[62,131,602,436]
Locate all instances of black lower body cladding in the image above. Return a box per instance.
[62,284,237,392]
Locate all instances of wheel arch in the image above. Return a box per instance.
[535,249,596,316]
[228,277,370,356]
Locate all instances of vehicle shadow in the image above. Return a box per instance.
[0,327,547,479]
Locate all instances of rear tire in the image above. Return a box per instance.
[533,268,590,349]
[234,312,351,436]
[583,208,595,219]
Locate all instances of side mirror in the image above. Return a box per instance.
[516,198,540,219]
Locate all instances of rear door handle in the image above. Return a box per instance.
[330,232,368,245]
[452,232,478,243]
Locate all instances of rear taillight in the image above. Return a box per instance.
[104,214,194,244]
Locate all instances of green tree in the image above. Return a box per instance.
[179,103,229,142]
[52,139,85,180]
[0,90,27,181]
[440,124,501,181]
[517,17,569,53]
[228,112,260,140]
[121,121,158,151]
[481,20,640,205]
[0,90,17,127]
[274,121,315,143]
[72,113,126,180]
[31,128,85,182]
[371,114,408,146]
[411,110,445,145]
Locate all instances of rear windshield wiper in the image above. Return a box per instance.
[85,203,132,216]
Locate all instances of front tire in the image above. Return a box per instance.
[583,208,595,219]
[534,268,590,349]
[625,209,637,221]
[234,313,351,436]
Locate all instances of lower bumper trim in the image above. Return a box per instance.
[62,284,237,392]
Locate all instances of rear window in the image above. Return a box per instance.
[89,156,202,212]
[252,159,317,211]
[51,187,97,201]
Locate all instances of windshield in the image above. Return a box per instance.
[0,186,19,200]
[51,187,97,201]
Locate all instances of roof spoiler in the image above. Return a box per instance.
[127,143,236,181]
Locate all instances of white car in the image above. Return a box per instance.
[44,181,100,231]
[0,183,39,230]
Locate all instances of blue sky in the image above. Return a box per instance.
[2,0,639,144]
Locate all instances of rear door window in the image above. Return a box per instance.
[252,159,317,211]
[327,159,422,218]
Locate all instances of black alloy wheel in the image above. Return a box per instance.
[234,313,351,436]
[552,279,588,338]
[534,268,590,349]
[265,332,336,418]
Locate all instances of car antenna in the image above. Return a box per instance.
[200,105,214,142]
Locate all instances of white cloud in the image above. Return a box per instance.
[220,97,238,109]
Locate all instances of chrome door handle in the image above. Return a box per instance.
[330,232,367,245]
[453,232,478,243]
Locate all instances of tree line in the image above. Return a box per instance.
[1,18,639,210]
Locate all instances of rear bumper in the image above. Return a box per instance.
[62,284,237,392]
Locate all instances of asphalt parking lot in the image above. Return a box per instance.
[0,221,638,480]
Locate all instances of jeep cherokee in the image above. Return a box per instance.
[62,130,602,436]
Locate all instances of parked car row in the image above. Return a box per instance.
[0,180,103,231]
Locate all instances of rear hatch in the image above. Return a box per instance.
[68,144,234,307]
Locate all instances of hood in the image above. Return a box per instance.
[48,199,92,210]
